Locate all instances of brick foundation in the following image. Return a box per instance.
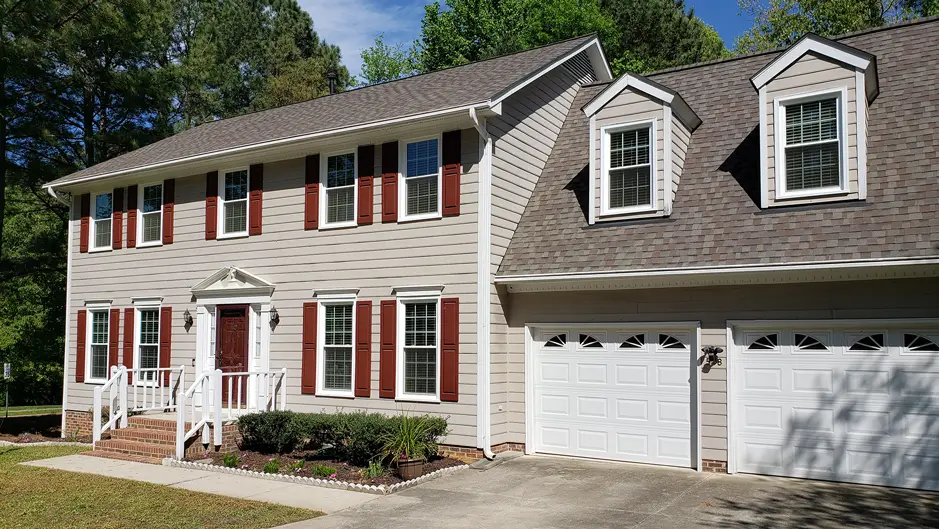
[64,410,94,439]
[702,459,727,473]
[439,442,526,463]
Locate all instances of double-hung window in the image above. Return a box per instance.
[88,309,110,381]
[92,192,113,251]
[398,299,439,400]
[136,308,160,383]
[604,123,654,213]
[139,183,163,245]
[401,138,441,220]
[318,301,354,396]
[220,168,249,236]
[779,94,844,195]
[322,152,356,227]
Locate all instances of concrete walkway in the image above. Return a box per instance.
[23,455,378,513]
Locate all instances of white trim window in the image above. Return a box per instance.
[397,296,440,401]
[135,306,161,383]
[317,300,355,396]
[775,89,848,198]
[321,152,357,227]
[87,308,110,382]
[92,192,113,251]
[601,121,656,215]
[400,137,442,221]
[138,183,163,246]
[220,168,249,237]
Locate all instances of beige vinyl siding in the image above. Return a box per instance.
[66,128,482,447]
[488,63,583,445]
[593,92,666,220]
[671,114,692,204]
[766,52,860,205]
[501,277,939,463]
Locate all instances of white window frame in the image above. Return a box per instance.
[319,150,359,229]
[133,299,162,387]
[218,166,250,239]
[600,120,657,216]
[315,292,357,398]
[136,182,163,248]
[398,135,443,222]
[84,302,112,384]
[395,293,441,403]
[774,87,849,200]
[90,191,113,252]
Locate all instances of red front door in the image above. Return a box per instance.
[216,306,249,406]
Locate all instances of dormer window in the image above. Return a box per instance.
[604,123,654,212]
[777,90,847,198]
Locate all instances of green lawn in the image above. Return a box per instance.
[0,445,322,528]
[2,405,62,417]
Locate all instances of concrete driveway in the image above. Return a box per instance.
[281,455,939,529]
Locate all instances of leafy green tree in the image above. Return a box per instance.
[360,35,416,86]
[736,0,939,52]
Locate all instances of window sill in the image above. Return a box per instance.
[319,221,357,231]
[596,207,665,223]
[398,212,442,224]
[82,379,107,385]
[89,246,112,253]
[315,389,355,399]
[395,394,440,404]
[216,231,249,240]
[136,241,163,249]
[775,186,850,201]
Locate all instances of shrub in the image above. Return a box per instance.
[238,411,304,454]
[310,464,337,478]
[222,454,240,468]
[380,414,436,463]
[360,461,386,478]
[263,458,281,474]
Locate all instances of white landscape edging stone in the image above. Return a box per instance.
[163,458,468,495]
[0,440,92,447]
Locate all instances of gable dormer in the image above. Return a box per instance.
[583,73,701,224]
[751,34,878,208]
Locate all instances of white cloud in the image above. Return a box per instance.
[297,0,426,79]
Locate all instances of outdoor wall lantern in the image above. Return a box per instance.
[269,306,280,325]
[702,345,723,367]
[182,309,194,327]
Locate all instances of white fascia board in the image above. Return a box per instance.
[495,256,939,291]
[489,38,610,109]
[750,34,873,91]
[45,102,490,192]
[583,74,675,118]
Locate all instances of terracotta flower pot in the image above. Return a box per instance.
[397,458,424,480]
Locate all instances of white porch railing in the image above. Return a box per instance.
[92,365,187,444]
[175,368,288,459]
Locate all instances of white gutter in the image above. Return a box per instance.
[470,107,495,460]
[44,102,492,192]
[496,256,939,284]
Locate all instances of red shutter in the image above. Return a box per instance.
[162,179,175,244]
[205,171,218,240]
[159,307,172,385]
[123,307,135,384]
[76,309,87,382]
[112,188,124,249]
[442,130,462,217]
[109,308,120,372]
[301,302,317,394]
[354,301,372,397]
[379,300,396,398]
[126,185,138,248]
[380,142,398,223]
[79,194,90,253]
[249,163,263,235]
[357,145,375,226]
[440,298,460,402]
[305,155,319,230]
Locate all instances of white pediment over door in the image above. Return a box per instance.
[190,266,275,298]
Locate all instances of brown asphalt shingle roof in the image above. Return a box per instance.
[498,18,939,276]
[48,35,596,188]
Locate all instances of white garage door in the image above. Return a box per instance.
[732,322,939,490]
[531,326,697,467]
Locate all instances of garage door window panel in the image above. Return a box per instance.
[846,333,886,354]
[619,334,645,350]
[793,332,831,353]
[657,333,688,351]
[544,334,567,348]
[904,334,939,353]
[746,333,779,352]
[578,333,605,349]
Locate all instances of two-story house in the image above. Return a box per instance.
[45,18,939,491]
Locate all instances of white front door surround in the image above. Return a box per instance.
[728,319,939,491]
[526,323,701,469]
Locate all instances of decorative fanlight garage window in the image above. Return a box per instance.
[848,333,885,351]
[619,334,644,349]
[544,334,567,348]
[579,334,603,348]
[747,333,778,350]
[794,333,829,351]
[905,334,939,352]
[658,334,687,350]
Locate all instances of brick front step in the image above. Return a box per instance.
[82,450,164,465]
[127,416,183,432]
[93,439,176,459]
[111,427,176,445]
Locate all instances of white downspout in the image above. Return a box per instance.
[470,107,495,460]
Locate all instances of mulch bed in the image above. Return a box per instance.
[194,449,464,486]
[0,414,88,443]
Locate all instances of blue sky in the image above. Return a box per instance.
[297,0,754,79]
